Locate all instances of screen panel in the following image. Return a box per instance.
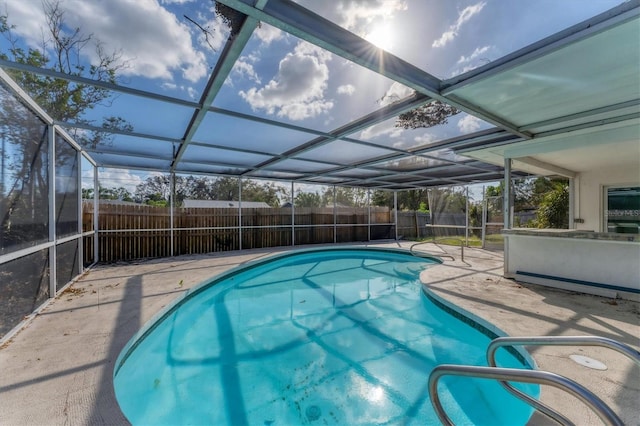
[0,249,49,339]
[55,135,79,238]
[56,239,80,292]
[0,84,50,255]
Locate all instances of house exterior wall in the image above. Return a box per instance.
[504,230,639,301]
[502,159,639,301]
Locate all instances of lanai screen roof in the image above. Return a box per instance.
[1,0,638,190]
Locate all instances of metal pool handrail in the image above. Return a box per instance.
[428,365,624,426]
[409,239,460,263]
[487,335,640,368]
[485,335,640,425]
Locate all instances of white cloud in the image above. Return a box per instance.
[432,1,486,48]
[359,120,403,141]
[336,1,407,35]
[160,82,198,99]
[391,138,410,149]
[81,170,95,189]
[433,31,456,49]
[96,168,155,193]
[192,10,229,53]
[379,82,413,106]
[337,84,355,96]
[414,133,437,145]
[430,148,468,162]
[228,51,261,86]
[1,1,47,46]
[456,63,482,75]
[457,114,482,133]
[279,99,334,121]
[3,0,210,83]
[333,1,407,50]
[457,45,491,64]
[186,86,198,99]
[255,24,284,45]
[239,41,334,121]
[451,45,493,75]
[233,58,262,84]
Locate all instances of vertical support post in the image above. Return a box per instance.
[0,129,5,197]
[393,191,398,241]
[291,181,295,246]
[48,125,56,298]
[503,158,512,279]
[481,186,487,249]
[333,185,337,244]
[569,178,575,229]
[94,165,99,263]
[503,158,512,230]
[169,172,174,257]
[77,150,83,273]
[238,177,242,251]
[465,186,469,247]
[367,189,371,242]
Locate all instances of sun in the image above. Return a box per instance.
[365,23,395,51]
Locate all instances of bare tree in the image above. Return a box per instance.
[0,0,131,248]
[396,99,460,129]
[1,0,128,123]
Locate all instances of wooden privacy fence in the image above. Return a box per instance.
[80,202,494,263]
[82,202,405,263]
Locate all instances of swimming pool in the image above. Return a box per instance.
[114,247,538,425]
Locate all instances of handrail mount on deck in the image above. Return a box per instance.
[429,335,639,425]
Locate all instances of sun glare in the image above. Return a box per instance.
[365,23,394,51]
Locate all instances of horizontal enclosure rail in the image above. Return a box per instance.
[424,224,467,229]
[485,335,640,425]
[0,233,87,264]
[428,364,624,426]
[95,223,389,233]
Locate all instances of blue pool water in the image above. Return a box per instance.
[114,247,538,425]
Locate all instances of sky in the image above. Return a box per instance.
[1,0,624,194]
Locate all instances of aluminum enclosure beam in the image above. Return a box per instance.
[0,59,199,109]
[514,157,577,179]
[171,12,261,171]
[518,99,640,133]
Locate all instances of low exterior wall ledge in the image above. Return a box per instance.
[503,228,638,243]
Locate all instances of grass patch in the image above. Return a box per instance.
[412,233,504,247]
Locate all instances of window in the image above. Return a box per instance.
[605,186,640,234]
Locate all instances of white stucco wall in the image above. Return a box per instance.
[574,162,639,232]
[505,233,640,300]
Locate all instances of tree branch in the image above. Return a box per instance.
[184,14,216,51]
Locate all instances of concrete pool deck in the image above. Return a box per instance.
[0,241,638,425]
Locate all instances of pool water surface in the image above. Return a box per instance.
[114,247,538,425]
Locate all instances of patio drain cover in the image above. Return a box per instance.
[569,354,607,370]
